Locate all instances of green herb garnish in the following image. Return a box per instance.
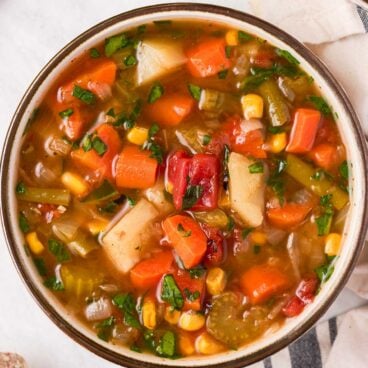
[58,108,74,118]
[202,134,212,146]
[89,48,100,58]
[177,223,192,238]
[188,83,201,101]
[308,95,331,115]
[182,185,203,209]
[148,83,164,103]
[72,85,96,105]
[238,30,253,42]
[124,55,137,67]
[339,161,349,180]
[225,45,232,58]
[16,182,26,194]
[19,213,30,233]
[248,161,264,174]
[48,239,70,263]
[161,275,184,310]
[113,293,141,329]
[44,276,64,291]
[242,227,254,239]
[183,288,200,301]
[105,33,129,57]
[34,258,47,276]
[253,245,261,254]
[91,136,107,156]
[218,69,228,79]
[276,48,300,65]
[188,266,206,279]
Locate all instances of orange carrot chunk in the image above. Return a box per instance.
[145,94,194,126]
[309,143,339,171]
[240,264,290,304]
[286,108,321,153]
[186,38,231,78]
[71,123,122,179]
[130,251,173,289]
[266,203,311,229]
[162,215,207,269]
[115,145,158,189]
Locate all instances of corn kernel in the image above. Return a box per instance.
[166,181,174,194]
[142,298,156,330]
[206,267,226,296]
[127,126,149,146]
[218,192,230,209]
[61,172,89,197]
[325,233,342,256]
[164,306,181,325]
[225,30,239,46]
[266,133,287,153]
[241,94,264,119]
[87,219,108,236]
[195,332,225,355]
[26,232,44,255]
[178,332,195,356]
[251,231,267,245]
[178,310,205,331]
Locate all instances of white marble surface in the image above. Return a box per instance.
[0,1,366,367]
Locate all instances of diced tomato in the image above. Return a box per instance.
[309,143,339,171]
[167,151,220,211]
[186,38,230,78]
[70,124,122,180]
[295,276,319,304]
[250,49,275,68]
[222,115,266,158]
[173,267,206,311]
[201,223,224,267]
[282,296,305,317]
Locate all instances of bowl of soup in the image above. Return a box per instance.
[1,3,368,368]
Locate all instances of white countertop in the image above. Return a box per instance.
[0,1,366,367]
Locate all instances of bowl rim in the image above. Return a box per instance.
[1,3,368,368]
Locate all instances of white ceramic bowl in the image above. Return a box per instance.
[1,4,368,368]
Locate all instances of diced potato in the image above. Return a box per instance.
[136,39,187,86]
[144,179,174,215]
[228,152,265,227]
[61,171,89,197]
[178,311,205,331]
[206,267,226,296]
[127,126,149,146]
[102,199,159,273]
[26,232,44,255]
[195,332,225,355]
[142,298,157,330]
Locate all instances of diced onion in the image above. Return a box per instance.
[239,119,263,136]
[84,298,112,321]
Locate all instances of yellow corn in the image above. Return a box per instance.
[164,306,181,325]
[178,311,205,331]
[61,172,88,197]
[142,298,156,330]
[206,267,226,296]
[251,231,267,245]
[87,219,108,236]
[325,233,342,256]
[127,126,149,145]
[266,132,287,153]
[218,192,231,209]
[26,232,44,255]
[178,332,195,356]
[241,94,264,119]
[195,333,225,355]
[225,30,239,46]
[166,181,174,194]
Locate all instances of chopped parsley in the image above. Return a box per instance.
[105,33,129,57]
[44,276,64,291]
[202,134,212,146]
[96,316,115,341]
[177,223,192,237]
[142,125,164,164]
[156,331,176,358]
[89,48,100,58]
[225,45,232,58]
[58,108,74,118]
[248,161,264,174]
[218,69,228,79]
[242,227,254,239]
[124,54,137,67]
[48,239,70,263]
[227,216,235,232]
[182,184,203,210]
[91,136,107,156]
[339,161,349,180]
[188,266,206,279]
[153,20,172,26]
[238,30,253,42]
[72,85,96,105]
[113,293,141,329]
[276,48,300,65]
[137,24,147,34]
[315,256,336,284]
[34,258,47,276]
[16,182,26,194]
[268,126,284,134]
[161,274,184,310]
[308,95,331,115]
[127,196,136,207]
[19,213,30,233]
[183,288,200,301]
[253,245,261,254]
[148,83,164,103]
[188,83,201,101]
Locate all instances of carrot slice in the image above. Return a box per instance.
[286,108,321,153]
[266,203,311,229]
[186,38,230,78]
[162,215,207,269]
[115,145,158,189]
[240,264,290,304]
[130,251,173,289]
[71,124,122,179]
[173,268,206,311]
[58,59,117,104]
[145,94,194,126]
[309,143,339,170]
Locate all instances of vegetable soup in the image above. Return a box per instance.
[16,20,349,358]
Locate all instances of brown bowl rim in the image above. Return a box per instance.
[1,3,368,368]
